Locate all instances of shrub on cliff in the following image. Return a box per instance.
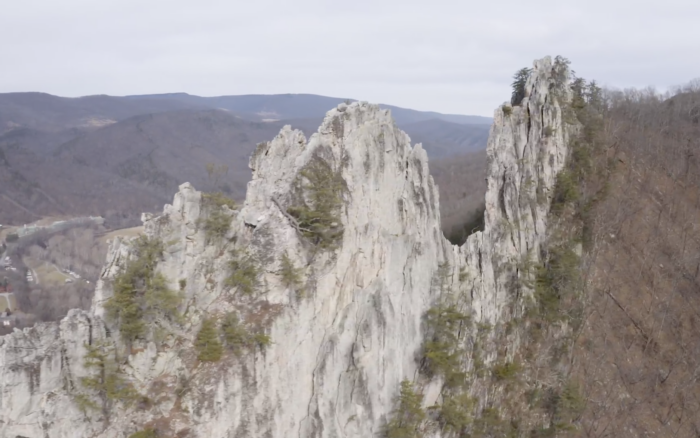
[202,191,236,210]
[202,209,231,243]
[287,155,345,249]
[551,170,579,212]
[220,312,271,355]
[492,360,521,382]
[225,250,260,295]
[511,67,532,106]
[438,392,475,435]
[421,263,471,387]
[385,380,426,438]
[280,252,303,296]
[532,243,581,324]
[422,302,470,384]
[129,429,157,438]
[75,341,137,414]
[545,382,585,433]
[104,236,183,346]
[195,318,223,362]
[201,192,235,243]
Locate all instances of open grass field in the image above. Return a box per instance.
[22,256,72,288]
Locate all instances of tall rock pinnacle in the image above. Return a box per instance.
[0,56,572,438]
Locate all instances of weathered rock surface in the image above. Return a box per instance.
[0,57,571,438]
[456,56,571,323]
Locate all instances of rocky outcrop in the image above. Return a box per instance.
[0,56,572,438]
[456,56,571,323]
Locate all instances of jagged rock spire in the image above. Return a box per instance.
[0,57,573,438]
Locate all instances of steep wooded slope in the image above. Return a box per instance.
[571,85,700,437]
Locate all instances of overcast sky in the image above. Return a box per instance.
[1,0,698,116]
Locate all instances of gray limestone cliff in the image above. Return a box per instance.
[0,57,571,438]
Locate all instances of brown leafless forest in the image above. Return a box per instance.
[431,150,487,244]
[8,225,109,323]
[573,81,700,437]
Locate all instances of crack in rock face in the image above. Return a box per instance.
[0,56,571,438]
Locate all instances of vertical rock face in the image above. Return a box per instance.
[0,57,571,438]
[456,56,571,324]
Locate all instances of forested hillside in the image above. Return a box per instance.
[430,150,487,244]
[572,81,700,436]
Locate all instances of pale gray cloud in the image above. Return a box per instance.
[1,0,698,116]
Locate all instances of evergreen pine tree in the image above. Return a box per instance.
[511,67,532,106]
[385,380,426,438]
[280,253,302,292]
[195,318,223,362]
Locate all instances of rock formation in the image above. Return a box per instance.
[0,56,572,438]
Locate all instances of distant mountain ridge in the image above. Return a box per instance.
[0,92,205,133]
[0,91,492,227]
[124,92,494,125]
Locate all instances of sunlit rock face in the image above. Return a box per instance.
[0,56,570,438]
